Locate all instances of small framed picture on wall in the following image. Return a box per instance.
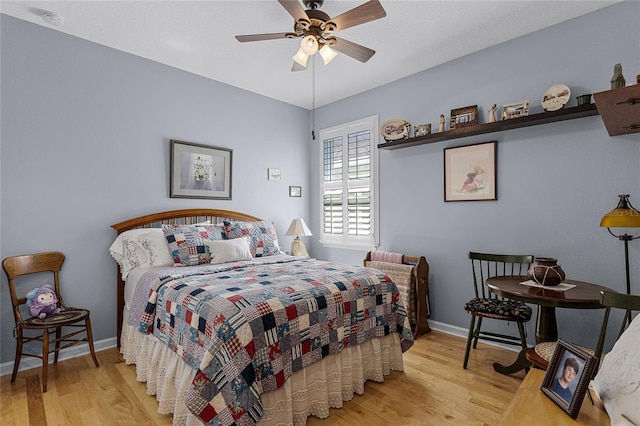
[289,186,301,197]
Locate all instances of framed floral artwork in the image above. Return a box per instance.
[170,139,232,200]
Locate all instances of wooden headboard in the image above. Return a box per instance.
[110,209,262,347]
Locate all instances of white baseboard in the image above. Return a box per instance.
[427,320,520,353]
[1,321,518,377]
[0,337,117,377]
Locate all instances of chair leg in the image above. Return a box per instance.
[85,318,100,368]
[463,315,476,369]
[42,330,49,393]
[517,321,530,374]
[11,329,23,383]
[472,317,483,349]
[54,327,62,364]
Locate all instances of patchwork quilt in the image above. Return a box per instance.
[128,256,414,425]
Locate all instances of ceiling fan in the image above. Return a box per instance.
[235,0,386,71]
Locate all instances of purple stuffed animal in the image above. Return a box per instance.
[26,285,60,319]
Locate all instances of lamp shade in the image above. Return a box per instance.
[292,48,309,67]
[319,44,337,65]
[285,218,312,237]
[600,194,640,228]
[300,35,318,55]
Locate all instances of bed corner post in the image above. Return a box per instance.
[116,267,124,348]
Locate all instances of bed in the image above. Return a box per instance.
[110,209,414,425]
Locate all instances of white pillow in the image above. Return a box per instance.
[109,229,153,264]
[138,229,173,266]
[205,237,253,265]
[119,237,150,280]
[589,313,640,425]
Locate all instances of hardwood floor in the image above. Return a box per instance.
[1,331,525,425]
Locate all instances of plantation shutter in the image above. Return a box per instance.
[319,116,378,249]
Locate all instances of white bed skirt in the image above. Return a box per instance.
[120,308,405,425]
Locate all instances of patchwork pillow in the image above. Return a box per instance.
[138,229,173,266]
[109,222,211,264]
[163,224,225,266]
[205,237,253,265]
[222,220,282,257]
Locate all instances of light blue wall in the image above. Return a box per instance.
[1,2,639,367]
[310,1,640,348]
[0,15,310,363]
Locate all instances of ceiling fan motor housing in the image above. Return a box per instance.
[303,0,324,10]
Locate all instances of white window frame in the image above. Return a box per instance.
[318,115,379,251]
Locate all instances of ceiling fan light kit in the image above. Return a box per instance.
[236,0,386,71]
[319,44,337,65]
[292,47,309,67]
[301,35,319,55]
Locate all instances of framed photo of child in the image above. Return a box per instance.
[541,339,598,419]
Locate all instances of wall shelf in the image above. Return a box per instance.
[593,85,640,136]
[378,103,599,150]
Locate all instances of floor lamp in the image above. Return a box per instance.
[600,194,640,299]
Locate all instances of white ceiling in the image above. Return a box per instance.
[1,1,620,109]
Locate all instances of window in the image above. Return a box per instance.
[319,115,379,250]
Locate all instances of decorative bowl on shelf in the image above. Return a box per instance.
[542,84,571,111]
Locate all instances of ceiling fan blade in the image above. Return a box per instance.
[235,32,296,42]
[291,61,307,72]
[326,0,386,32]
[278,0,309,22]
[331,37,375,63]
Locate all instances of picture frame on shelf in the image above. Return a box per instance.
[450,105,478,129]
[501,100,530,120]
[289,186,301,197]
[444,141,496,202]
[170,139,232,200]
[413,124,431,137]
[541,339,598,419]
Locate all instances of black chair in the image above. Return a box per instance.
[3,251,99,392]
[594,291,640,369]
[528,290,640,371]
[463,252,534,369]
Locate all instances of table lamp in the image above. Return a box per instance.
[600,194,640,296]
[285,218,313,257]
